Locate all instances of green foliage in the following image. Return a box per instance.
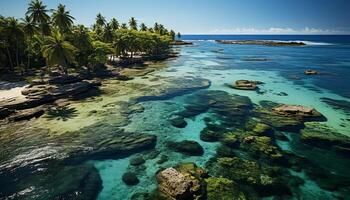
[41,32,77,74]
[0,0,175,75]
[52,4,75,33]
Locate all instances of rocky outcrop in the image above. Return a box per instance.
[231,80,263,90]
[8,107,45,122]
[206,157,291,196]
[170,40,193,45]
[272,105,325,120]
[167,140,204,156]
[0,80,98,121]
[304,70,318,75]
[216,40,306,46]
[156,163,207,200]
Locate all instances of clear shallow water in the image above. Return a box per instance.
[95,38,350,199]
[1,36,350,200]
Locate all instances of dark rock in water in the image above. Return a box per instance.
[300,123,350,153]
[321,97,350,114]
[275,132,290,141]
[122,172,140,185]
[276,92,288,96]
[8,106,45,121]
[216,145,236,157]
[156,155,169,164]
[156,163,207,200]
[170,40,193,45]
[48,75,81,85]
[304,69,318,75]
[169,116,187,128]
[130,156,146,166]
[216,40,306,46]
[200,127,222,142]
[0,163,102,200]
[206,157,291,196]
[0,107,14,119]
[230,80,263,90]
[167,140,204,156]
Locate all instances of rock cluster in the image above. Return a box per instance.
[231,80,263,90]
[0,75,100,121]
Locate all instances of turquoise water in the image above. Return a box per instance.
[95,40,350,199]
[1,38,350,199]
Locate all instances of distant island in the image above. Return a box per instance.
[216,40,306,46]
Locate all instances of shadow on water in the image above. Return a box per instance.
[44,107,78,121]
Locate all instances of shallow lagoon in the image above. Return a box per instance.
[1,39,350,199]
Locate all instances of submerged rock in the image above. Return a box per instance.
[206,157,291,196]
[122,172,140,185]
[205,177,247,200]
[304,70,318,75]
[241,136,284,162]
[169,116,187,128]
[231,80,263,90]
[130,156,146,166]
[321,97,350,114]
[300,122,350,155]
[0,163,102,200]
[167,140,204,156]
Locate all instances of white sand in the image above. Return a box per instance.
[0,82,28,100]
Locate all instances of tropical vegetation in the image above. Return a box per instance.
[0,0,178,76]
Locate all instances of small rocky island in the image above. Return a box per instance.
[216,40,306,46]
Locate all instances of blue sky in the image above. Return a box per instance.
[1,0,350,34]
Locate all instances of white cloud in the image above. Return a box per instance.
[208,27,348,35]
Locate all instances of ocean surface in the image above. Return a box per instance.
[1,35,350,200]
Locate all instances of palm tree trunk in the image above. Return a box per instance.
[6,46,14,71]
[16,39,20,68]
[27,38,31,70]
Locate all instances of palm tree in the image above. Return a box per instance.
[169,30,175,41]
[4,18,24,70]
[26,0,50,30]
[129,17,137,30]
[71,25,92,66]
[52,4,75,33]
[154,23,160,33]
[102,24,113,43]
[140,23,147,31]
[22,16,37,69]
[121,23,128,29]
[95,13,106,28]
[109,18,119,30]
[41,32,76,74]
